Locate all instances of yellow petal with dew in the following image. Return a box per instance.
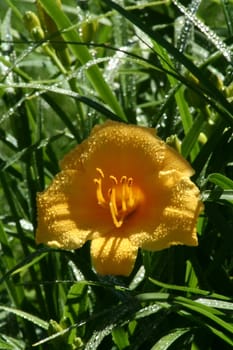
[36,169,114,249]
[129,175,202,250]
[60,121,165,179]
[91,236,138,276]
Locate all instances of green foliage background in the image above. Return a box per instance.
[0,0,233,349]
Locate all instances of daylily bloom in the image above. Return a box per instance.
[36,121,203,276]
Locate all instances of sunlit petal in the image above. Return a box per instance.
[36,170,113,249]
[91,236,138,276]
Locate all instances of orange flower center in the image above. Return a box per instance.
[94,168,143,228]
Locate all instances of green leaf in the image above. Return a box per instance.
[151,328,191,350]
[0,221,16,270]
[181,112,204,159]
[38,0,126,121]
[112,327,130,350]
[196,298,233,311]
[148,278,231,301]
[151,42,199,159]
[103,0,233,126]
[0,248,50,284]
[208,173,233,190]
[173,0,232,62]
[174,296,233,334]
[135,303,166,320]
[0,305,49,330]
[0,342,13,350]
[85,326,115,350]
[62,282,89,343]
[0,335,24,350]
[0,82,121,124]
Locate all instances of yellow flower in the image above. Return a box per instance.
[36,121,203,276]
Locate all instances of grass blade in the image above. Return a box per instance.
[38,0,126,121]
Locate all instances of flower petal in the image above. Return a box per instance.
[91,236,138,276]
[129,175,202,250]
[60,121,165,181]
[162,144,194,177]
[36,169,113,249]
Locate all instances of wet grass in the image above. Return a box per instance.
[0,0,233,349]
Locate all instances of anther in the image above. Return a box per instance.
[110,175,118,185]
[120,176,127,184]
[128,178,133,186]
[94,178,107,207]
[96,167,105,178]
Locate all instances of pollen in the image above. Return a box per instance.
[94,168,143,228]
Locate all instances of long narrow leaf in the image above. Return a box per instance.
[151,328,191,350]
[103,0,233,125]
[174,296,233,334]
[38,0,126,121]
[208,173,233,190]
[0,305,49,330]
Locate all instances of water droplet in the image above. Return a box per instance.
[173,0,232,62]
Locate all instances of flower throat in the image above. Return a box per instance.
[94,168,142,228]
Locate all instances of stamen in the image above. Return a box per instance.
[127,178,135,208]
[121,176,127,212]
[94,168,141,228]
[109,187,118,217]
[109,188,123,228]
[94,178,107,207]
